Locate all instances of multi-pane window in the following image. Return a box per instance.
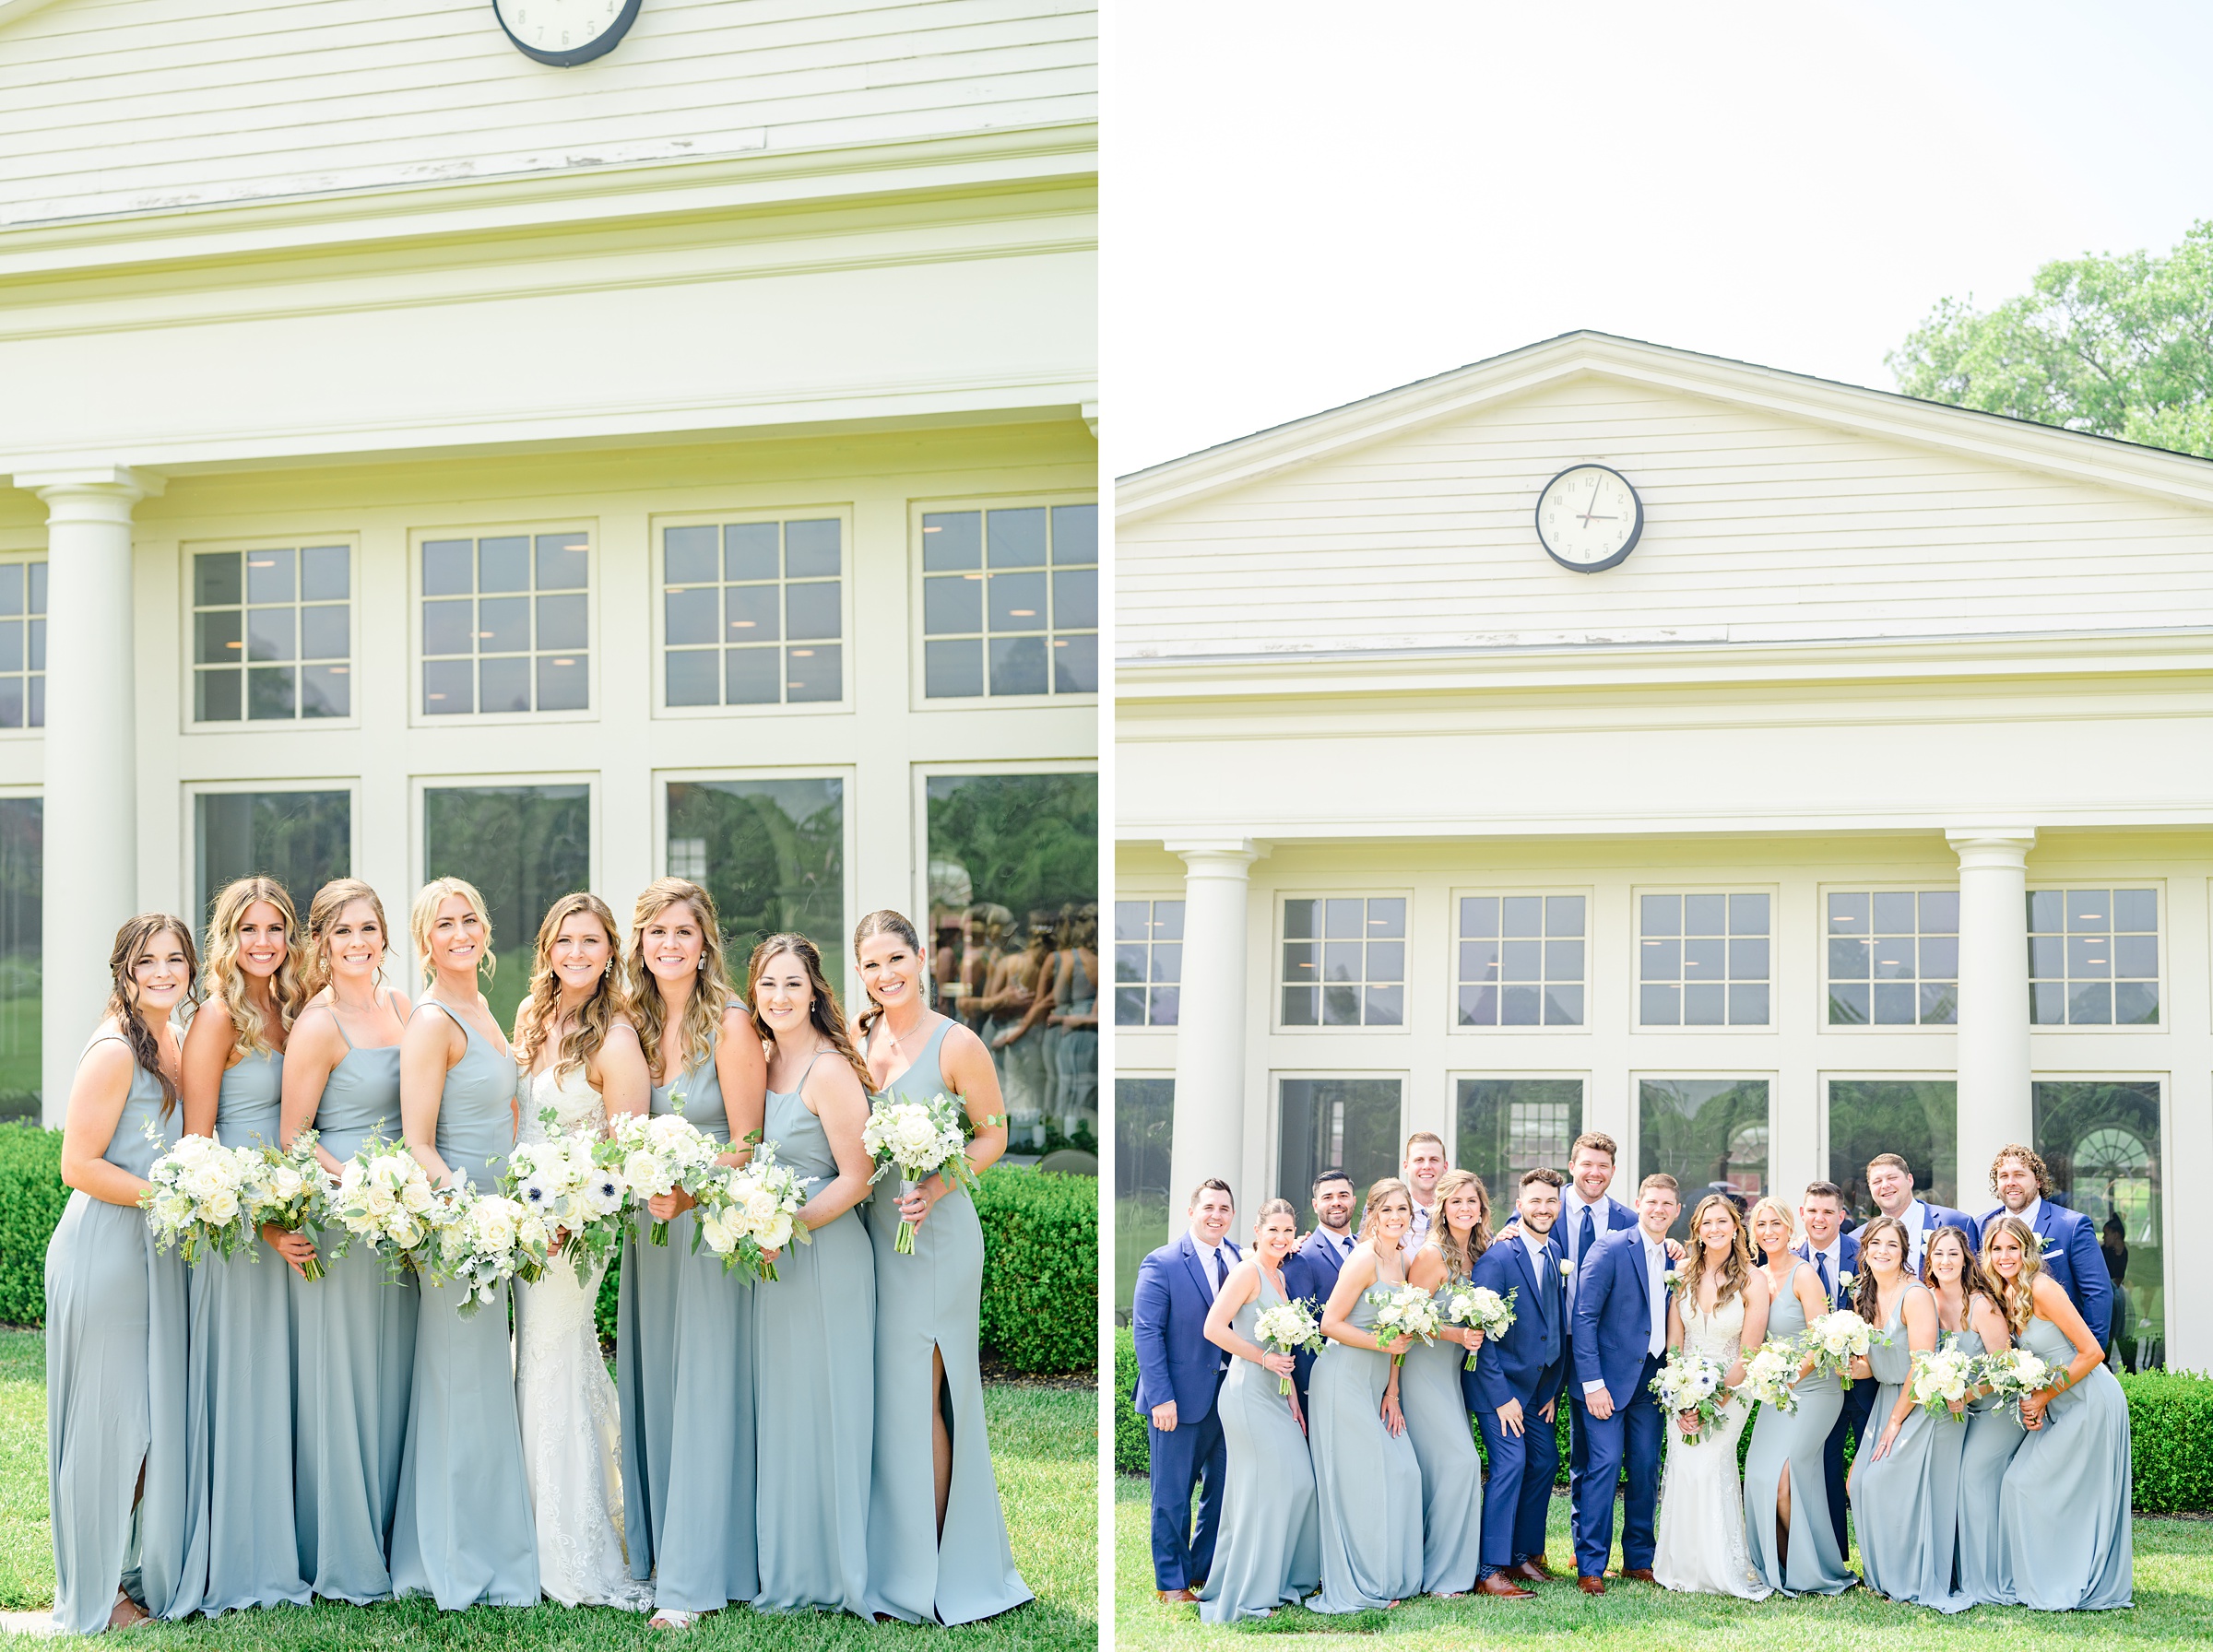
[1277,1078,1402,1208]
[0,562,43,730]
[665,778,845,981]
[1455,1078,1583,1197]
[1827,1078,1958,1218]
[194,791,351,929]
[193,546,350,722]
[1114,899,1183,1026]
[662,518,843,707]
[1639,892,1770,1026]
[1457,894,1584,1026]
[1282,896,1405,1027]
[2029,888,2159,1025]
[1827,891,1959,1026]
[420,532,588,715]
[1639,1079,1769,1240]
[1116,1077,1175,1316]
[0,797,40,1120]
[920,503,1097,698]
[2034,1080,2164,1368]
[424,784,589,1029]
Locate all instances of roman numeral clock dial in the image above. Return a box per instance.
[493,0,640,67]
[1535,463,1643,572]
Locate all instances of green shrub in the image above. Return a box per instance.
[973,1165,1096,1374]
[0,1126,65,1325]
[1115,1327,1149,1475]
[2123,1368,2213,1513]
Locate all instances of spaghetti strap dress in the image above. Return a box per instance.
[387,1002,539,1609]
[1994,1313,2132,1609]
[1394,1266,1483,1596]
[45,1039,193,1634]
[1953,1309,2025,1605]
[752,1051,875,1616]
[615,1017,758,1612]
[1852,1285,1970,1612]
[182,1048,310,1613]
[863,1019,1030,1624]
[1307,1288,1424,1612]
[1197,1269,1320,1622]
[293,999,418,1603]
[1742,1261,1852,1594]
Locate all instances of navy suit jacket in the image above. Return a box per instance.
[1909,1200,1982,1252]
[2023,1199,2112,1347]
[1466,1232,1567,1416]
[1561,1193,1638,1318]
[1793,1233,1862,1312]
[1130,1233,1241,1422]
[1283,1227,1349,1311]
[1571,1225,1668,1409]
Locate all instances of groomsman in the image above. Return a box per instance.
[1556,1132,1639,1511]
[1283,1167,1356,1410]
[1988,1143,2112,1345]
[1465,1167,1568,1599]
[1402,1132,1447,1251]
[1864,1151,1982,1273]
[1568,1173,1679,1593]
[1793,1181,1865,1556]
[1130,1179,1241,1602]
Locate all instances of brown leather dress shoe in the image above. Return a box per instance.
[1155,1588,1198,1603]
[1618,1567,1655,1583]
[1514,1558,1554,1583]
[1475,1574,1535,1599]
[1578,1575,1606,1595]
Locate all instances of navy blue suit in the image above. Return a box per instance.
[1466,1232,1566,1577]
[1558,1194,1639,1513]
[1904,1199,1982,1261]
[1130,1233,1240,1590]
[1281,1227,1350,1410]
[2020,1198,2112,1347]
[1568,1226,1667,1577]
[1795,1233,1865,1553]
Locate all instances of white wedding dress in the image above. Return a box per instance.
[1651,1291,1772,1599]
[513,1064,654,1611]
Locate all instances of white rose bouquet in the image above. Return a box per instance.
[693,1138,814,1282]
[1440,1283,1516,1372]
[325,1135,438,1277]
[1365,1280,1440,1369]
[1734,1338,1803,1415]
[1251,1298,1323,1395]
[860,1092,979,1256]
[419,1182,551,1316]
[242,1128,329,1282]
[1974,1345,2066,1421]
[612,1106,728,1247]
[1908,1339,1975,1421]
[1651,1348,1729,1444]
[503,1108,630,1284]
[138,1126,263,1265]
[1801,1308,1875,1386]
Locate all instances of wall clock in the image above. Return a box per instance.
[492,0,640,66]
[1535,464,1643,572]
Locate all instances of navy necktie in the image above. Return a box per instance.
[1215,1248,1229,1289]
[1816,1250,1832,1303]
[1578,1203,1596,1268]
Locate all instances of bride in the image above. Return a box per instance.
[1652,1194,1773,1599]
[510,893,655,1611]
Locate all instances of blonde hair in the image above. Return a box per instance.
[1979,1214,2045,1336]
[745,932,873,1097]
[1429,1167,1492,1281]
[624,879,736,1087]
[1747,1196,1798,1259]
[1359,1176,1413,1242]
[513,892,624,1078]
[106,914,198,1117]
[1680,1193,1756,1310]
[410,877,494,985]
[202,877,308,1059]
[302,879,391,999]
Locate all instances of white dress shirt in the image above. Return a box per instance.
[1806,1237,1844,1304]
[1899,1198,1928,1272]
[1192,1240,1225,1299]
[1561,1190,1601,1309]
[1642,1234,1668,1357]
[1407,1198,1435,1251]
[1320,1228,1355,1262]
[2014,1197,2043,1230]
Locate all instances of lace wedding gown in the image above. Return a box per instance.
[1651,1291,1772,1599]
[514,1064,653,1611]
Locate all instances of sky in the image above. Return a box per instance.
[1105,1,2213,476]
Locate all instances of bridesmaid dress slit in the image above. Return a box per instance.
[1742,1262,1852,1595]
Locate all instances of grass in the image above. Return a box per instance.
[0,1328,1095,1648]
[1116,1471,2213,1649]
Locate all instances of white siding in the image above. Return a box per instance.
[0,0,1094,224]
[1118,375,2213,658]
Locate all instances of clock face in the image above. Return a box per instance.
[1535,464,1642,572]
[492,0,640,66]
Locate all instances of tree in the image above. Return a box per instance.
[1888,220,2213,458]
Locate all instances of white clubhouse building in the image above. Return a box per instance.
[1115,333,2210,1372]
[0,0,1096,1130]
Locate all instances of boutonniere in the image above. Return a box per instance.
[1662,1268,1682,1290]
[1559,1257,1573,1280]
[1837,1271,1857,1291]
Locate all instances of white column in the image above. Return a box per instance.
[1164,837,1264,1237]
[1947,828,2036,1205]
[22,467,160,1125]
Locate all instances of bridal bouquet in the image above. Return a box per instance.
[1251,1298,1323,1395]
[1909,1340,1976,1421]
[694,1139,813,1282]
[612,1107,728,1247]
[1734,1338,1803,1415]
[242,1129,329,1282]
[860,1092,978,1256]
[1440,1282,1516,1372]
[503,1111,630,1283]
[1975,1345,2065,1421]
[1801,1308,1875,1386]
[1364,1280,1440,1368]
[419,1182,552,1316]
[1651,1349,1729,1444]
[325,1135,437,1276]
[138,1126,264,1265]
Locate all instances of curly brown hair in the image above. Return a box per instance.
[745,932,873,1097]
[1852,1214,1912,1327]
[106,914,198,1117]
[1428,1167,1493,1282]
[624,879,737,1088]
[513,892,625,1079]
[1922,1223,2002,1319]
[1989,1142,2055,1199]
[1679,1193,1756,1311]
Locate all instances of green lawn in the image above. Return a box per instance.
[1116,1472,2213,1649]
[0,1328,1095,1647]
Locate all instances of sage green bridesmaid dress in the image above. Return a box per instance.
[1995,1313,2132,1610]
[293,1000,417,1602]
[1393,1275,1482,1597]
[863,1019,1031,1625]
[1742,1261,1852,1594]
[752,1052,875,1615]
[388,1003,539,1609]
[615,1020,759,1612]
[1852,1285,1970,1612]
[182,1049,310,1613]
[45,1041,193,1634]
[1197,1270,1320,1622]
[1952,1309,2025,1605]
[1307,1287,1424,1612]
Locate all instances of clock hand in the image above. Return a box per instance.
[1578,478,1604,527]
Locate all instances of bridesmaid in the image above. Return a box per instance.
[1742,1196,1852,1595]
[387,879,539,1610]
[1307,1178,1425,1613]
[280,879,416,1603]
[46,915,197,1634]
[1924,1224,2018,1604]
[1197,1198,1320,1622]
[613,878,766,1632]
[1845,1214,1967,1611]
[747,933,879,1616]
[1387,1167,1487,1599]
[1987,1214,2133,1610]
[853,910,1031,1624]
[178,878,313,1615]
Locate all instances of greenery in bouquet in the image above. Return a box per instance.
[137,1124,264,1265]
[243,1127,329,1282]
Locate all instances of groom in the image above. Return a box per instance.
[1465,1167,1568,1599]
[1568,1172,1678,1593]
